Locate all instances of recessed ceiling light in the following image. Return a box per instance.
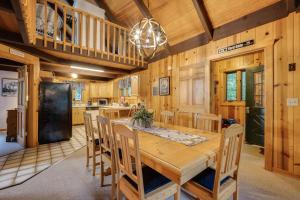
[71,73,78,79]
[71,66,104,73]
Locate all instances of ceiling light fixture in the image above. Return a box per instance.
[70,66,104,73]
[129,1,167,59]
[71,73,78,79]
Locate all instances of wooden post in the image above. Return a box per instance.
[71,9,75,53]
[27,61,40,147]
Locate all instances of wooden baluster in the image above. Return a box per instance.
[53,2,57,49]
[124,29,127,63]
[71,9,75,53]
[100,18,104,58]
[79,12,83,54]
[63,6,67,51]
[94,17,97,57]
[87,15,90,56]
[128,39,131,64]
[43,0,47,47]
[113,26,116,61]
[133,42,136,65]
[118,28,121,62]
[107,22,110,60]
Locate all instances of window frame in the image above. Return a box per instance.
[225,70,246,102]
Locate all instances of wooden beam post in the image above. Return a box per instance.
[191,0,214,40]
[10,0,30,44]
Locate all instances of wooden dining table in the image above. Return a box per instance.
[112,120,221,185]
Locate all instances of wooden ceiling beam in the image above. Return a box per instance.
[53,72,112,81]
[40,62,116,79]
[95,0,127,27]
[296,0,300,12]
[0,0,13,13]
[10,0,30,44]
[213,1,290,40]
[150,1,295,63]
[192,0,213,40]
[285,0,297,12]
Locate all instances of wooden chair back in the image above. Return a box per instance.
[160,110,175,125]
[83,112,96,145]
[128,105,137,117]
[213,124,244,197]
[96,115,113,153]
[111,123,145,199]
[103,109,120,119]
[194,113,222,133]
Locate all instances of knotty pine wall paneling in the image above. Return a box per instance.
[137,12,300,177]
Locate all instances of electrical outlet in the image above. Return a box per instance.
[289,63,296,71]
[287,98,299,106]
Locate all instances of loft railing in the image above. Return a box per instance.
[35,0,144,66]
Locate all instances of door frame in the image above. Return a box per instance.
[0,43,40,147]
[207,43,275,171]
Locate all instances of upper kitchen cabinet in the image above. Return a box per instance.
[98,82,113,98]
[89,83,99,98]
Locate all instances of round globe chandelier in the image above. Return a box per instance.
[129,18,167,59]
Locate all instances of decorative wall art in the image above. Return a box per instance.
[1,78,18,97]
[159,76,170,96]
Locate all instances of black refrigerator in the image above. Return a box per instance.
[39,82,72,144]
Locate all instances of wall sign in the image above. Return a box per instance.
[218,40,254,54]
[9,48,25,58]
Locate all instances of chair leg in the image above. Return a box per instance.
[86,146,89,167]
[233,191,238,200]
[92,149,96,176]
[174,185,181,200]
[100,160,104,187]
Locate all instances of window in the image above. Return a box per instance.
[241,71,246,101]
[74,88,82,101]
[226,72,237,101]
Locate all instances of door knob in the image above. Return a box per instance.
[246,107,250,114]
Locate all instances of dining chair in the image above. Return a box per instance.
[83,112,101,176]
[96,115,117,199]
[183,124,244,200]
[160,110,175,125]
[128,105,138,117]
[111,123,180,200]
[194,113,222,133]
[104,109,120,119]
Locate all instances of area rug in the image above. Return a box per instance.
[0,126,86,190]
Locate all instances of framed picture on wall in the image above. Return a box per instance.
[159,76,170,96]
[1,78,18,97]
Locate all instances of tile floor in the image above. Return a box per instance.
[0,126,86,190]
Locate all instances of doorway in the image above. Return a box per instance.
[0,58,27,156]
[245,66,265,147]
[211,51,265,156]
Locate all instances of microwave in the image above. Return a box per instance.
[98,99,108,105]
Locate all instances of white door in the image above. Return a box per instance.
[17,65,28,147]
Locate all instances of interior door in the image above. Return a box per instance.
[246,66,264,147]
[17,65,28,147]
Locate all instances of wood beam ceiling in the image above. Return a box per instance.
[10,0,30,44]
[192,0,213,40]
[95,0,126,27]
[0,0,13,13]
[150,0,297,63]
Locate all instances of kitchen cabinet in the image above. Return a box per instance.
[72,107,86,125]
[98,81,113,98]
[89,83,99,98]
